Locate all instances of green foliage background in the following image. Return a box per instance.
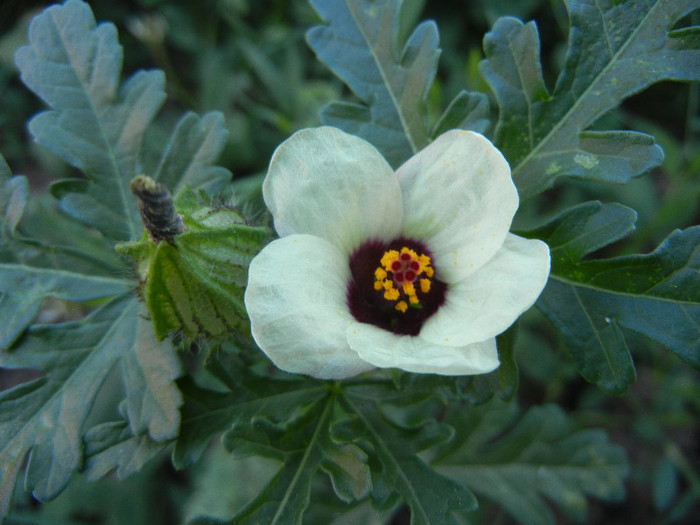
[0,0,699,524]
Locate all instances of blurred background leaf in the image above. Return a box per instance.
[433,399,629,524]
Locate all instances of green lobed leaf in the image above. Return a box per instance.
[173,353,327,471]
[83,419,170,482]
[0,259,131,351]
[523,201,638,263]
[340,384,477,524]
[0,295,182,517]
[149,111,232,195]
[526,202,700,393]
[433,399,629,524]
[481,0,700,198]
[182,447,281,524]
[306,0,440,167]
[14,1,232,243]
[0,166,132,350]
[1,2,244,517]
[214,395,370,525]
[182,353,371,524]
[15,0,165,241]
[432,90,490,138]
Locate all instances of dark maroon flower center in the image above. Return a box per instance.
[346,238,448,336]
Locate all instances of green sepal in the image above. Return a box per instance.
[117,187,270,341]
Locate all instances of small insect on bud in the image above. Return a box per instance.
[130,175,185,241]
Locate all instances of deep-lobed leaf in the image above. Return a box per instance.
[524,201,638,263]
[83,420,170,481]
[433,399,628,524]
[15,0,232,242]
[0,296,181,516]
[526,203,700,393]
[182,354,370,524]
[432,90,490,138]
[15,0,165,240]
[0,162,132,349]
[306,0,440,167]
[149,111,232,195]
[341,385,477,524]
[481,0,700,198]
[173,359,327,471]
[220,396,366,525]
[1,1,245,518]
[0,165,25,235]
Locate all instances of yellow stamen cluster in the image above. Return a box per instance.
[373,247,434,312]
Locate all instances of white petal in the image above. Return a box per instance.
[421,233,550,346]
[263,127,403,255]
[347,322,499,375]
[396,130,518,283]
[245,234,374,379]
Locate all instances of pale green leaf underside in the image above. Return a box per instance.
[0,296,182,516]
[15,0,166,240]
[0,265,132,349]
[83,421,170,481]
[0,296,137,514]
[307,0,439,167]
[15,1,232,242]
[0,171,24,233]
[482,0,700,198]
[0,170,132,349]
[150,111,232,195]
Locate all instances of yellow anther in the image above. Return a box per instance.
[395,301,408,313]
[380,250,399,268]
[423,266,434,278]
[402,282,416,296]
[373,280,383,291]
[374,267,387,280]
[409,295,420,305]
[418,254,431,268]
[420,278,431,294]
[384,287,400,301]
[382,279,394,291]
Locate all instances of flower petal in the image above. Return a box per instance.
[264,127,403,255]
[421,233,550,346]
[347,322,499,375]
[245,234,374,379]
[396,130,518,283]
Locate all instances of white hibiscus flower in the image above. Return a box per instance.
[244,127,550,379]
